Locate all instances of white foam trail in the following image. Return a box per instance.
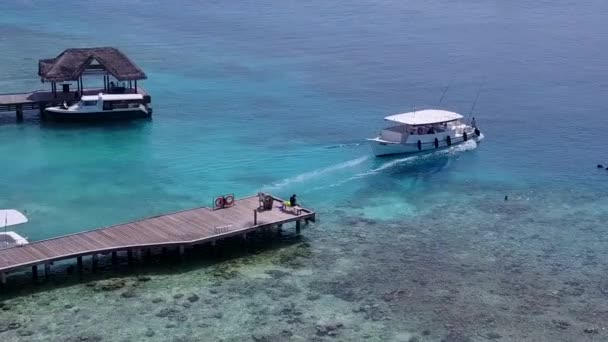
[264,156,369,191]
[311,140,479,190]
[324,142,362,149]
[366,140,478,176]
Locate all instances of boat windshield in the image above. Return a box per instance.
[80,100,97,106]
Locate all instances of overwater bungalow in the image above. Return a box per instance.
[38,47,147,98]
[0,47,152,121]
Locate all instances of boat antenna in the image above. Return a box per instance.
[437,79,453,106]
[466,80,484,124]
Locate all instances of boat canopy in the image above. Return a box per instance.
[0,209,28,227]
[384,109,463,126]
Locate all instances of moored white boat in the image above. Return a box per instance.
[44,93,152,120]
[367,109,483,157]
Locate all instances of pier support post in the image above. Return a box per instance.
[44,263,51,281]
[0,272,6,287]
[127,250,133,265]
[296,220,301,234]
[145,248,152,262]
[16,104,23,122]
[92,254,99,272]
[254,210,258,225]
[178,245,185,259]
[210,240,219,257]
[162,247,168,256]
[77,257,83,272]
[111,252,117,265]
[40,103,48,120]
[32,265,38,281]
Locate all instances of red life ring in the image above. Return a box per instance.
[224,194,234,206]
[214,196,225,209]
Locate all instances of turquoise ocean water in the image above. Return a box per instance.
[1,0,608,341]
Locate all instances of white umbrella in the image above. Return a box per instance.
[1,209,28,227]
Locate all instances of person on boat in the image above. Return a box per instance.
[471,117,477,128]
[289,194,297,207]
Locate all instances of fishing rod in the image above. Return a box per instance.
[437,79,453,107]
[466,80,484,124]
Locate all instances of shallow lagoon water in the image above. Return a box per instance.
[1,0,608,341]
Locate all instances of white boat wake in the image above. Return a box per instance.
[311,140,479,190]
[263,156,370,191]
[264,140,478,193]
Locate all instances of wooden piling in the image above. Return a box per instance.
[44,263,51,280]
[296,220,301,234]
[32,265,38,280]
[16,104,23,121]
[92,254,99,272]
[127,250,133,265]
[0,272,6,286]
[178,245,185,258]
[111,252,117,265]
[77,256,83,272]
[254,209,258,225]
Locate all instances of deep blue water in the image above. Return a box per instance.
[1,1,608,339]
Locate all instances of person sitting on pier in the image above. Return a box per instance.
[290,194,297,207]
[281,194,298,211]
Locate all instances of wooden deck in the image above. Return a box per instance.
[0,87,151,112]
[0,196,315,281]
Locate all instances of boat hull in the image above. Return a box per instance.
[369,133,483,156]
[44,108,151,121]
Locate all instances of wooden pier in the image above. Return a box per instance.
[0,195,315,286]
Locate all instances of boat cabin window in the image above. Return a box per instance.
[410,123,447,135]
[103,99,142,110]
[81,100,97,106]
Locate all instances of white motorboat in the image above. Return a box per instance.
[44,93,152,120]
[367,109,483,156]
[0,209,29,249]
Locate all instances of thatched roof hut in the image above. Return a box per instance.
[38,47,147,82]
